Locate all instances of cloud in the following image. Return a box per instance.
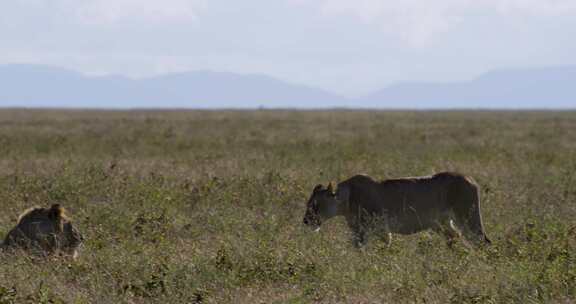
[76,0,206,25]
[290,0,576,46]
[0,0,206,27]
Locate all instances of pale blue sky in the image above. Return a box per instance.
[1,0,575,96]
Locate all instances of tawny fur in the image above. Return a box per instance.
[303,172,491,248]
[2,204,82,257]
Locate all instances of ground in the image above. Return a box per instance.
[0,109,575,303]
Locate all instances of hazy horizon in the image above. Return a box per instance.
[0,63,574,109]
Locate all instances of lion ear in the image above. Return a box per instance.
[327,182,335,195]
[48,204,64,220]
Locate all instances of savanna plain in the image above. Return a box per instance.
[0,110,575,304]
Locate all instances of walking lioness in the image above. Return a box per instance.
[303,172,491,247]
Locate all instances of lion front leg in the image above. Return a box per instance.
[346,216,368,248]
[372,212,392,247]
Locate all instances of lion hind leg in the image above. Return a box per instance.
[353,229,367,248]
[449,178,490,246]
[448,219,471,248]
[384,232,392,247]
[433,219,463,248]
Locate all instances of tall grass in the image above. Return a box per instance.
[0,110,575,303]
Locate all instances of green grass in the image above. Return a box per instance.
[0,109,575,303]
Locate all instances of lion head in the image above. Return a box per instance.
[303,183,341,231]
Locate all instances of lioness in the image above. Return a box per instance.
[303,172,491,247]
[2,204,83,258]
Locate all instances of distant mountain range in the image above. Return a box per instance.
[0,64,346,108]
[361,66,576,108]
[0,64,574,108]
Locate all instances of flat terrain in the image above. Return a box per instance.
[0,110,575,303]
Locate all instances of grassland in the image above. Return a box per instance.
[0,109,575,303]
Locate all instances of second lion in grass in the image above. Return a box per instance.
[2,204,83,258]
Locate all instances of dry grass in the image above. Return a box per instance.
[0,109,575,303]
